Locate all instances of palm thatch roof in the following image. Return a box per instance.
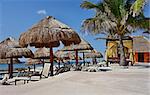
[65,52,82,60]
[26,58,43,65]
[0,48,8,59]
[19,16,81,48]
[133,36,150,52]
[34,47,50,59]
[0,37,21,59]
[61,38,93,51]
[55,50,82,60]
[6,48,34,58]
[85,50,103,58]
[0,37,20,48]
[55,50,69,59]
[0,58,20,64]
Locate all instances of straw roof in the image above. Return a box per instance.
[26,58,43,65]
[6,48,34,58]
[61,38,93,51]
[19,16,81,48]
[0,48,8,59]
[55,50,69,59]
[85,50,103,58]
[133,36,150,52]
[65,52,82,60]
[55,50,82,60]
[34,47,50,59]
[70,54,82,60]
[0,58,20,64]
[0,37,21,59]
[0,37,20,48]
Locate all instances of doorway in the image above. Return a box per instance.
[138,53,144,62]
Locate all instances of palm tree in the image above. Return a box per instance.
[80,0,149,66]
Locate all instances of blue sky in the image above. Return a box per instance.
[0,0,149,56]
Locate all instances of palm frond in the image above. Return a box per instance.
[80,1,100,10]
[104,0,126,20]
[81,14,117,35]
[130,0,146,17]
[125,0,135,11]
[127,14,150,30]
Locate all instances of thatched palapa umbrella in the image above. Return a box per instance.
[0,37,20,59]
[67,52,82,60]
[55,50,82,60]
[0,37,20,48]
[85,50,103,64]
[85,51,103,58]
[0,47,9,59]
[0,58,20,64]
[55,50,69,59]
[6,48,34,78]
[55,50,82,68]
[34,47,57,67]
[0,37,21,77]
[34,47,49,59]
[55,50,69,68]
[19,16,81,76]
[61,38,93,66]
[26,58,42,71]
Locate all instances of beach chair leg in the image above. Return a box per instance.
[24,80,26,84]
[15,80,17,85]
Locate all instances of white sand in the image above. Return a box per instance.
[0,66,150,95]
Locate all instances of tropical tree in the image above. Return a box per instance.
[80,0,149,66]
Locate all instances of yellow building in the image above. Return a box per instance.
[105,36,133,64]
[105,36,150,64]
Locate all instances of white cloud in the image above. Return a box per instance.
[37,9,47,15]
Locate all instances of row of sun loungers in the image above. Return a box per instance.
[0,61,112,85]
[0,63,51,85]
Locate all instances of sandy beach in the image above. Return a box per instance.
[0,65,150,95]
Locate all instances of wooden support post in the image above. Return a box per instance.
[34,64,36,72]
[50,47,53,76]
[58,59,60,69]
[83,52,85,66]
[43,59,45,67]
[9,58,13,78]
[75,49,78,66]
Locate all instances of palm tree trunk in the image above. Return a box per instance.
[119,35,127,66]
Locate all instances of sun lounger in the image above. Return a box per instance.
[30,63,51,81]
[1,63,51,85]
[0,74,10,85]
[54,66,70,75]
[0,73,30,85]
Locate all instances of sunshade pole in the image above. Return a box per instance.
[75,49,78,66]
[95,57,97,64]
[50,47,53,76]
[43,59,45,67]
[34,64,36,72]
[83,52,85,66]
[58,59,60,69]
[9,58,13,78]
[8,62,10,77]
